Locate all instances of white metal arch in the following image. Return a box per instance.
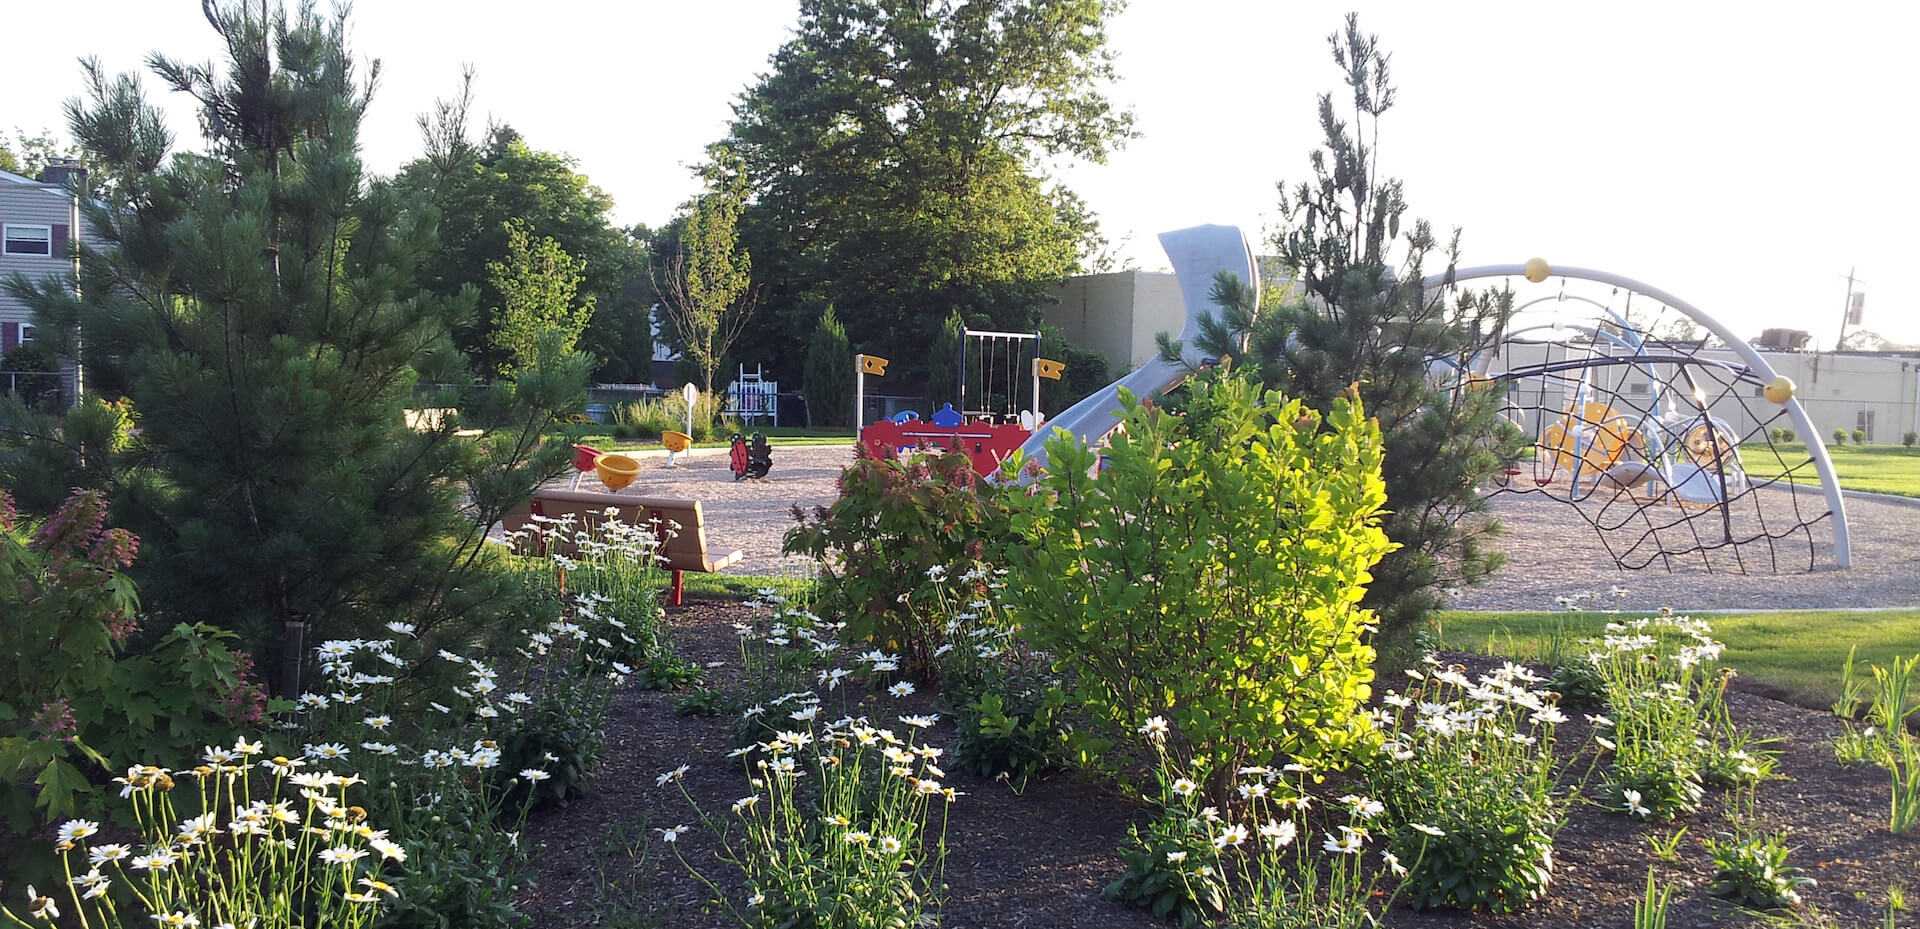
[1426,263,1852,567]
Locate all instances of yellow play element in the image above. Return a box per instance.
[1033,357,1066,380]
[1679,421,1740,468]
[661,431,693,467]
[858,354,889,376]
[1523,257,1552,283]
[1539,402,1644,477]
[595,453,642,492]
[1763,375,1795,405]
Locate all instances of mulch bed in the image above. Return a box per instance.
[518,599,1918,928]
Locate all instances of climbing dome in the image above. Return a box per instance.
[1428,261,1850,572]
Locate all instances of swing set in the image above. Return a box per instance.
[855,327,1066,476]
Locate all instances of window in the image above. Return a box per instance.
[1627,382,1649,396]
[2,224,52,257]
[1856,410,1875,442]
[16,324,32,344]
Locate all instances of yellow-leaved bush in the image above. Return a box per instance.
[1004,372,1393,787]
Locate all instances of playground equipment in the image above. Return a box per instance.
[855,331,1066,476]
[594,452,642,492]
[1010,224,1259,476]
[662,430,692,467]
[1434,259,1848,571]
[729,433,774,481]
[996,224,1847,574]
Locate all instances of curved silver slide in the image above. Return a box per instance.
[1011,224,1259,478]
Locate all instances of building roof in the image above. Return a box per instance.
[0,168,75,201]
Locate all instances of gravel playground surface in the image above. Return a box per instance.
[564,445,1920,611]
[551,444,858,577]
[1451,490,1920,612]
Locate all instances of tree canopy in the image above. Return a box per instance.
[716,0,1133,382]
[395,115,653,382]
[7,2,586,680]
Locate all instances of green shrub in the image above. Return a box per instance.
[1905,431,1917,448]
[784,448,1010,672]
[1854,428,1869,445]
[1005,373,1391,781]
[0,490,266,832]
[1833,428,1848,446]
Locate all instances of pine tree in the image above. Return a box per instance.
[803,306,853,427]
[1185,15,1521,632]
[8,2,586,684]
[926,311,965,411]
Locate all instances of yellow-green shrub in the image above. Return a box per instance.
[1004,373,1392,783]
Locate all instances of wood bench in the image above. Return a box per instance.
[500,488,743,606]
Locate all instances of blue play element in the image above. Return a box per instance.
[891,410,921,424]
[930,403,964,427]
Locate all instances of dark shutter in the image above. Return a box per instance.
[52,224,69,257]
[2,322,18,354]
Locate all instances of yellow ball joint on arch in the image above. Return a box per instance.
[1763,375,1796,405]
[1523,257,1551,284]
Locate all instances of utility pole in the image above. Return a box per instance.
[1835,267,1863,351]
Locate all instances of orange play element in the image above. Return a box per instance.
[662,431,692,454]
[1033,357,1066,380]
[858,354,889,376]
[595,452,642,492]
[1540,402,1644,477]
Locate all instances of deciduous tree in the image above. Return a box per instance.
[717,0,1133,381]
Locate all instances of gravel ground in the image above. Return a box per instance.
[567,445,1920,610]
[551,444,857,577]
[1451,487,1920,611]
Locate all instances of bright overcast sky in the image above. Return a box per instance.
[6,1,1916,348]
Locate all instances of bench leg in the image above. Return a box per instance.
[669,570,685,607]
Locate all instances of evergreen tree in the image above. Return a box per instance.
[925,311,965,411]
[802,306,853,427]
[8,2,586,682]
[1184,15,1521,632]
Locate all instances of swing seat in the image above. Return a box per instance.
[891,410,920,424]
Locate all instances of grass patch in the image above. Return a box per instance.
[556,426,853,453]
[1433,608,1920,711]
[1760,442,1920,498]
[680,572,817,602]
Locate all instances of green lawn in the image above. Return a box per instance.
[1433,608,1920,711]
[681,572,818,602]
[1761,442,1920,498]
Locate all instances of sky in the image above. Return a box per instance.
[5,1,1916,349]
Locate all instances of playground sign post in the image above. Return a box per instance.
[854,354,888,429]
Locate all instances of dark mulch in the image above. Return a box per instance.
[519,601,1918,928]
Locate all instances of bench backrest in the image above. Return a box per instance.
[501,489,717,571]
